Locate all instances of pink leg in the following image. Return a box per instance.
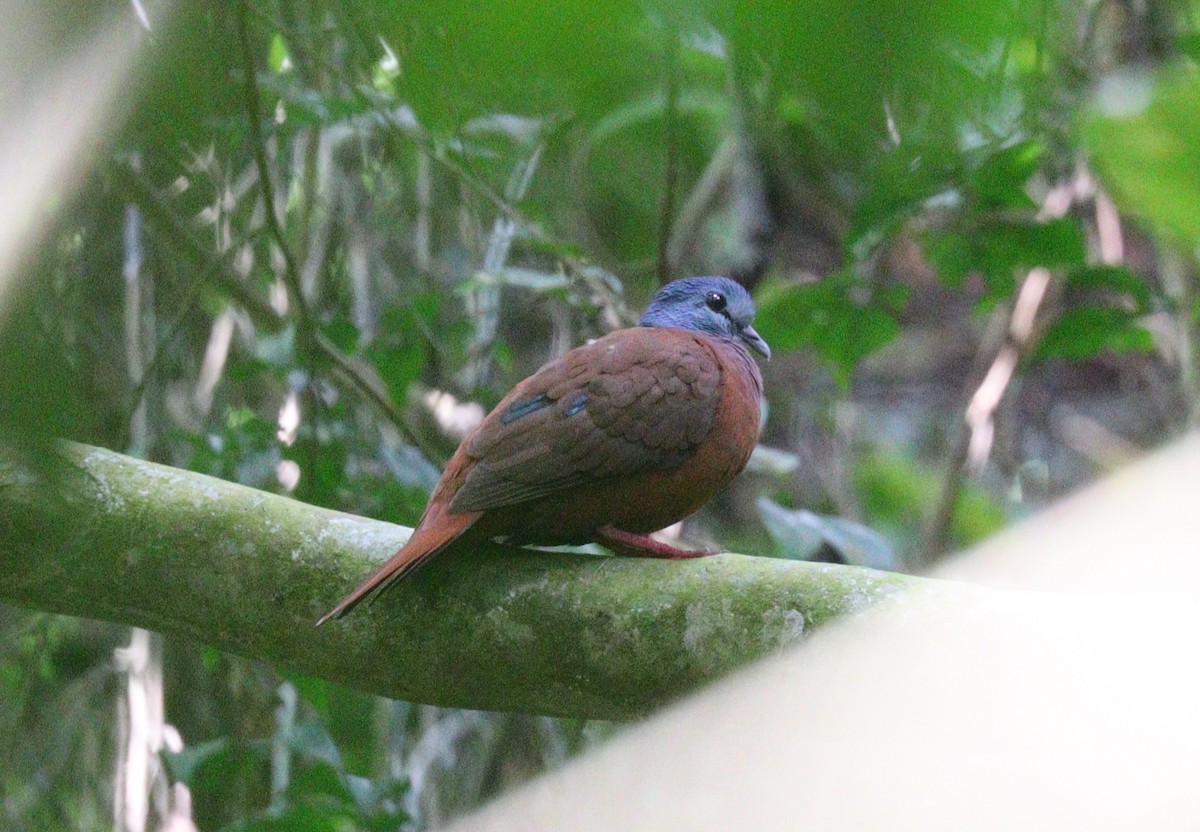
[596,526,716,560]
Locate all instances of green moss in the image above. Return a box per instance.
[0,442,927,720]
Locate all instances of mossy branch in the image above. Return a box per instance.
[0,442,923,719]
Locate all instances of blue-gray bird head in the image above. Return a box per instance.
[639,276,770,359]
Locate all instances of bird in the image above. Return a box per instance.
[317,276,770,625]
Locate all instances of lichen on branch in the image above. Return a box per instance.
[0,442,918,719]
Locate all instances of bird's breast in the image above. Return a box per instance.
[468,331,763,543]
[674,338,762,491]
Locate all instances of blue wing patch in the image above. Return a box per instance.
[501,393,550,425]
[501,392,587,425]
[564,393,588,417]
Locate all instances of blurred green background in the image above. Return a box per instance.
[2,0,1198,828]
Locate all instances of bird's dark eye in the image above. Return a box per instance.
[705,292,727,313]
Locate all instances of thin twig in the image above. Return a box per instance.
[316,331,446,463]
[278,53,560,253]
[922,286,1051,562]
[916,305,1010,564]
[118,165,441,466]
[236,9,449,465]
[123,197,150,458]
[459,143,545,391]
[1093,192,1124,265]
[667,137,736,271]
[303,67,588,283]
[917,179,1079,564]
[116,166,283,332]
[1160,246,1200,430]
[235,0,310,326]
[120,278,204,448]
[414,150,433,273]
[963,266,1052,475]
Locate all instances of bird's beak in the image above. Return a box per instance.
[741,325,771,360]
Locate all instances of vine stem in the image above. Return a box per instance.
[235,0,311,329]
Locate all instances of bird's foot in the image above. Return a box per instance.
[596,526,716,560]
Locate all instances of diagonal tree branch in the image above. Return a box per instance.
[0,442,922,720]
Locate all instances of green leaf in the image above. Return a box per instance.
[1082,68,1200,245]
[1178,33,1200,62]
[991,219,1087,271]
[722,0,1009,161]
[240,801,349,832]
[971,140,1043,211]
[224,407,276,442]
[285,760,352,803]
[922,231,973,288]
[372,0,654,133]
[1038,264,1157,362]
[268,33,292,74]
[855,449,1008,551]
[227,357,285,384]
[121,6,244,155]
[582,88,729,263]
[366,342,425,403]
[264,79,381,127]
[1064,265,1153,310]
[287,674,333,716]
[849,146,952,256]
[756,497,898,570]
[366,304,430,403]
[754,275,900,385]
[319,315,361,354]
[0,282,104,445]
[924,218,1087,303]
[1036,307,1154,361]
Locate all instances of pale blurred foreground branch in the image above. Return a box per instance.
[0,442,918,720]
[451,433,1200,831]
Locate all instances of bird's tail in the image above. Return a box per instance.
[315,507,480,626]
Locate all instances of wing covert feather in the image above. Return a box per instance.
[449,329,722,513]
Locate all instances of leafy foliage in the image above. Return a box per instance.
[2,0,1199,829]
[755,274,903,385]
[1083,69,1200,245]
[1037,266,1157,361]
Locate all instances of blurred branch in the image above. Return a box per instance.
[363,102,546,247]
[235,0,311,328]
[121,279,203,445]
[116,167,284,332]
[414,151,434,273]
[315,331,446,464]
[0,442,921,720]
[963,266,1052,476]
[122,188,153,457]
[362,96,626,330]
[655,31,680,286]
[917,269,1055,565]
[446,435,1200,832]
[459,143,545,390]
[117,165,444,465]
[667,137,736,273]
[917,179,1078,564]
[1159,246,1200,430]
